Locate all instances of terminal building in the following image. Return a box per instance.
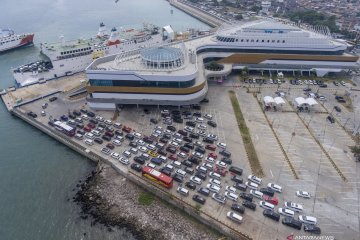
[85,20,358,110]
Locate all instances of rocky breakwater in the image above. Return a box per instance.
[74,164,221,240]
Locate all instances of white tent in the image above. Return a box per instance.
[274,97,285,105]
[264,96,275,105]
[305,97,318,106]
[295,97,307,107]
[277,72,284,78]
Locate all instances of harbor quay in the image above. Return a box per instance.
[2,71,360,239]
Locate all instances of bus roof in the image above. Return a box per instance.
[142,166,172,184]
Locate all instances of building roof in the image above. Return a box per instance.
[141,46,183,63]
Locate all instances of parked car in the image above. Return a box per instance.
[242,200,256,210]
[296,190,311,199]
[267,183,282,193]
[299,215,317,225]
[278,208,295,217]
[239,192,253,202]
[130,163,142,172]
[304,224,321,234]
[282,217,302,230]
[192,194,206,204]
[263,209,280,221]
[260,187,275,197]
[212,193,226,204]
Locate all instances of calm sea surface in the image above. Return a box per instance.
[0,1,207,239]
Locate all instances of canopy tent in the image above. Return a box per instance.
[295,97,318,107]
[274,97,285,105]
[306,97,318,106]
[295,97,306,107]
[264,96,275,105]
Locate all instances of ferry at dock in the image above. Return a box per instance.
[0,29,34,53]
[12,23,163,87]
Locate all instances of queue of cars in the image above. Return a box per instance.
[46,105,320,234]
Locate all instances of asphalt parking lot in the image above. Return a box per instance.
[16,76,360,240]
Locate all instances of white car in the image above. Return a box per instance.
[284,202,303,213]
[197,130,207,137]
[104,119,112,125]
[217,142,226,149]
[178,152,187,159]
[147,144,156,151]
[206,156,215,163]
[139,146,148,153]
[193,152,204,159]
[155,125,163,131]
[115,136,124,142]
[299,215,317,225]
[267,183,282,193]
[216,161,227,168]
[129,148,138,154]
[250,189,263,199]
[296,190,311,199]
[227,211,242,223]
[248,175,262,185]
[204,113,213,120]
[95,116,104,122]
[174,138,182,144]
[112,139,122,146]
[202,162,213,170]
[133,132,142,139]
[225,186,237,193]
[209,172,221,180]
[225,191,238,201]
[195,117,204,123]
[184,126,194,133]
[123,150,131,158]
[278,208,294,217]
[206,184,220,193]
[113,122,122,128]
[190,176,202,185]
[141,153,150,160]
[198,124,207,130]
[110,152,120,160]
[119,157,129,165]
[170,141,179,148]
[259,201,274,210]
[81,114,89,120]
[194,141,203,147]
[137,139,145,146]
[209,178,221,186]
[85,133,94,139]
[207,134,218,141]
[245,181,259,190]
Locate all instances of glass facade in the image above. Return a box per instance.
[197,47,344,56]
[89,78,196,88]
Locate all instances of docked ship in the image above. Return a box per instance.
[12,23,162,86]
[0,29,34,53]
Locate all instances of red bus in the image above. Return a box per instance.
[54,121,75,137]
[142,166,173,188]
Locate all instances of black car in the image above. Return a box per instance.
[167,125,176,132]
[126,133,135,141]
[185,181,196,190]
[200,98,209,103]
[229,166,243,175]
[102,135,111,141]
[263,209,280,221]
[134,156,146,165]
[195,146,205,154]
[182,160,193,168]
[195,171,207,181]
[192,194,206,204]
[186,121,196,127]
[233,183,247,192]
[68,113,76,119]
[260,187,275,197]
[242,200,256,210]
[337,98,346,103]
[129,141,138,148]
[304,224,321,234]
[150,118,158,124]
[60,115,68,121]
[231,175,243,184]
[231,203,245,214]
[219,150,231,157]
[327,115,335,124]
[319,84,327,88]
[188,156,200,165]
[184,167,194,175]
[80,109,87,114]
[166,146,177,154]
[27,111,37,118]
[282,217,302,230]
[77,130,85,135]
[171,110,180,115]
[151,158,163,165]
[203,137,214,144]
[173,174,184,183]
[207,120,217,127]
[198,187,210,196]
[72,110,81,116]
[49,96,58,102]
[94,138,103,144]
[87,111,95,118]
[221,157,232,165]
[130,163,142,172]
[76,123,84,129]
[173,118,183,123]
[162,133,172,140]
[160,167,172,176]
[98,123,106,128]
[157,148,167,156]
[115,130,123,136]
[89,119,98,124]
[189,133,199,139]
[178,130,188,136]
[239,192,253,202]
[184,142,194,149]
[334,106,341,112]
[179,146,190,153]
[183,136,192,143]
[192,104,201,110]
[193,112,201,117]
[159,138,169,144]
[143,137,153,144]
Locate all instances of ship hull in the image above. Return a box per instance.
[0,34,34,53]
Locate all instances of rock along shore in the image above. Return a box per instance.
[74,163,222,240]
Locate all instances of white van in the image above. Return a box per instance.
[227,211,242,223]
[176,169,187,177]
[85,139,94,146]
[177,187,189,196]
[250,190,263,199]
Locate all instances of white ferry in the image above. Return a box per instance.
[0,29,34,53]
[12,23,163,87]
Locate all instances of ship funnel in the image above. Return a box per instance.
[97,22,108,38]
[107,27,121,46]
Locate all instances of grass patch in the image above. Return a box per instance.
[228,90,264,177]
[138,191,155,206]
